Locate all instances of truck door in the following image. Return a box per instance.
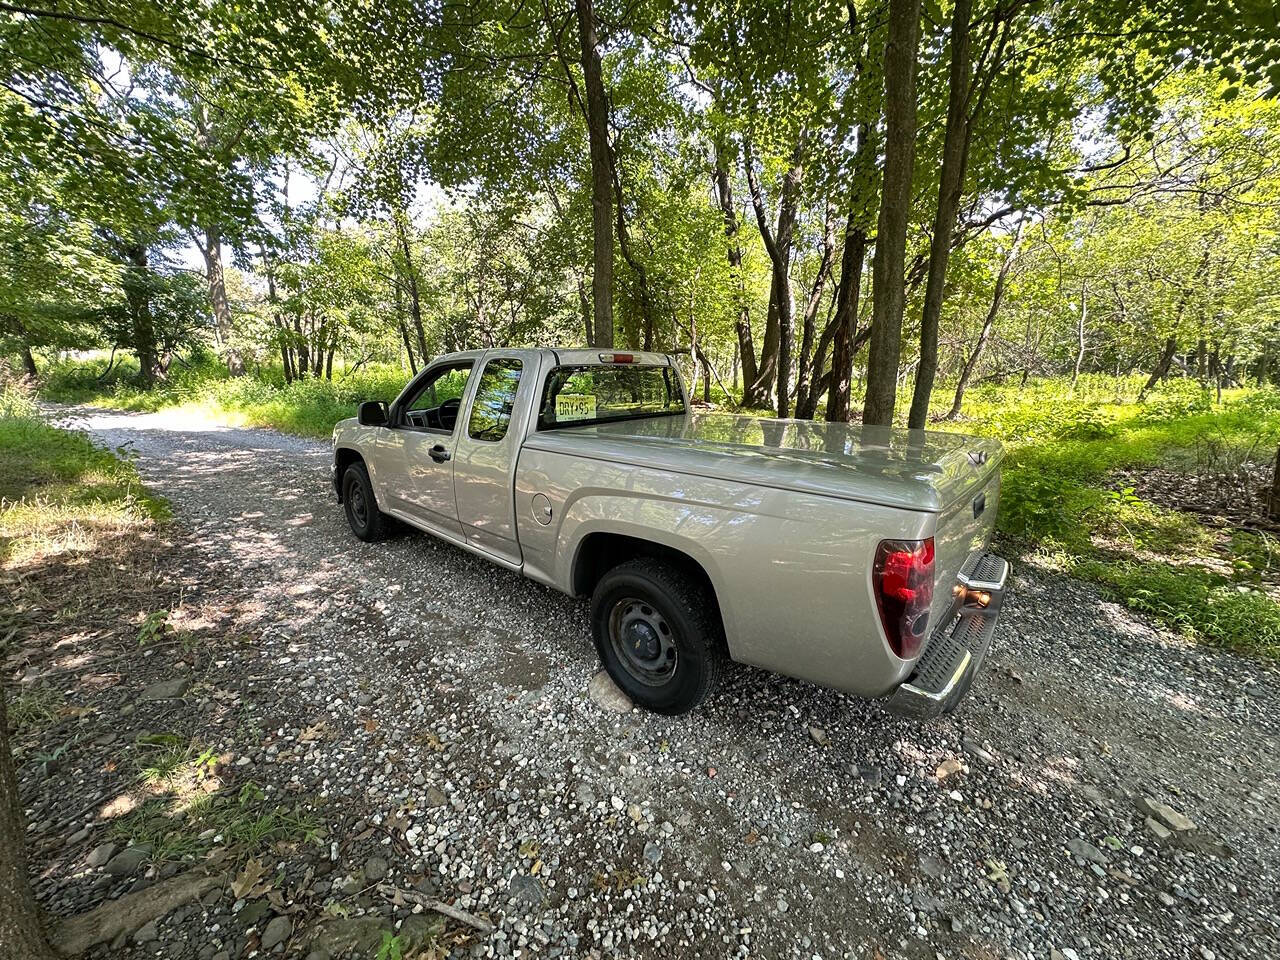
[451,350,540,565]
[377,359,475,538]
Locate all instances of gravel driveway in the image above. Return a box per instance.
[51,405,1280,960]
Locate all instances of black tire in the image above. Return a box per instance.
[342,462,389,542]
[590,558,724,715]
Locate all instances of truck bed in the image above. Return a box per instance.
[521,412,1002,514]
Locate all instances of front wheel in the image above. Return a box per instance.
[342,462,389,542]
[589,559,724,715]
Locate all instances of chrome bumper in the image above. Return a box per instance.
[885,552,1009,720]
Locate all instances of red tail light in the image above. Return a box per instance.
[873,538,935,659]
[599,352,635,363]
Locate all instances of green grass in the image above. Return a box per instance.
[0,389,168,565]
[40,351,409,438]
[937,376,1280,660]
[32,356,1280,659]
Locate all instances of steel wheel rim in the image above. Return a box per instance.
[608,597,678,687]
[348,482,368,528]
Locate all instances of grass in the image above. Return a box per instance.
[32,355,1280,659]
[0,389,168,566]
[937,375,1280,660]
[40,350,408,438]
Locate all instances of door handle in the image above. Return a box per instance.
[428,444,451,464]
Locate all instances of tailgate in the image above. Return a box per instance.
[929,458,1002,627]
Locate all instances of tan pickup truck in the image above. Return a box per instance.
[332,348,1008,717]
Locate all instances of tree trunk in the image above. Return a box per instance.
[608,145,654,350]
[576,273,594,347]
[713,148,758,400]
[1269,446,1280,520]
[201,225,244,376]
[743,136,803,417]
[793,211,838,418]
[1138,336,1178,400]
[124,243,157,389]
[862,0,922,426]
[19,344,37,378]
[827,222,869,423]
[1071,280,1088,390]
[263,253,295,384]
[0,689,59,960]
[395,216,430,361]
[575,0,614,349]
[947,219,1023,419]
[907,0,972,429]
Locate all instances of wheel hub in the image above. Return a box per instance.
[609,599,677,687]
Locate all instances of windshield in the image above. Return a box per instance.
[537,364,685,430]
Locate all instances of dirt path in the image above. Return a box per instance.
[33,405,1280,959]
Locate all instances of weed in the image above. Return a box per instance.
[375,932,406,960]
[137,610,170,646]
[8,686,64,730]
[111,778,322,865]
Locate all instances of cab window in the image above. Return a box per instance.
[468,359,523,441]
[399,363,474,432]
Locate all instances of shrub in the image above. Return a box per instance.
[1140,380,1213,422]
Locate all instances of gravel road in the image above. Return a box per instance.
[50,405,1280,960]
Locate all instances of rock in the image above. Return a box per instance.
[68,826,90,845]
[643,841,662,866]
[935,758,964,780]
[86,842,117,868]
[425,786,447,807]
[105,845,151,877]
[919,855,944,879]
[261,915,292,951]
[364,856,388,882]
[140,678,189,701]
[133,921,158,943]
[587,670,632,714]
[239,901,271,925]
[509,874,544,908]
[808,726,829,747]
[1137,797,1196,834]
[574,782,595,807]
[1145,817,1173,841]
[1066,839,1107,865]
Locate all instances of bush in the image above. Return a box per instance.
[1140,380,1213,422]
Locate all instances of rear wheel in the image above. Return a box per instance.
[590,559,724,715]
[342,462,389,542]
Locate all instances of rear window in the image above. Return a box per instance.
[537,364,685,430]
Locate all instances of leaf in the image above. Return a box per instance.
[299,721,328,742]
[232,858,267,899]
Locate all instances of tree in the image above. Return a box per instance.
[574,0,616,348]
[862,0,922,426]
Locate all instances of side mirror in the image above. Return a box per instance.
[357,400,389,427]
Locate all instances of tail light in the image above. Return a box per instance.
[598,353,635,363]
[873,538,935,659]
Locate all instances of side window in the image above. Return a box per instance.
[468,359,523,442]
[400,362,474,431]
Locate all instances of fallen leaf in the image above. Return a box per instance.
[299,721,328,742]
[362,715,378,733]
[232,858,267,899]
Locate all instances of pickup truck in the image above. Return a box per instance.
[331,348,1008,717]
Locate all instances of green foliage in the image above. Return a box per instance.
[0,389,168,522]
[375,932,406,960]
[1079,560,1280,660]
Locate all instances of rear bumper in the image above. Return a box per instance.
[885,552,1009,720]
